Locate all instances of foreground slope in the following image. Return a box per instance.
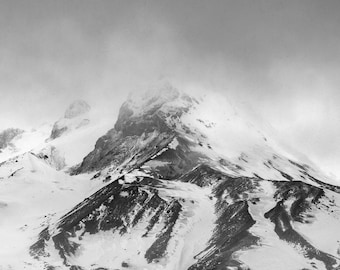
[28,84,340,270]
[0,152,94,270]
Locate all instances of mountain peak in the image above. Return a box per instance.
[49,100,91,140]
[126,82,180,111]
[64,100,91,119]
[2,83,340,270]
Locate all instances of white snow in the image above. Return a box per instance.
[1,85,340,270]
[46,179,216,270]
[237,180,325,270]
[0,124,51,164]
[168,138,179,149]
[294,190,340,257]
[0,153,93,269]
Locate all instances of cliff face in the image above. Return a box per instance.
[74,85,195,175]
[28,85,340,270]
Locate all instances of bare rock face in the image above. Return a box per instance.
[49,100,91,140]
[64,100,91,119]
[74,84,194,175]
[0,128,24,150]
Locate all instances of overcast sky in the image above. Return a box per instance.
[1,0,340,178]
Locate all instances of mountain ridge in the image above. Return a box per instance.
[29,84,340,270]
[0,84,340,270]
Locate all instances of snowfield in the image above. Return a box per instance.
[0,153,93,269]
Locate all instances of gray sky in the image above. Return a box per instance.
[1,0,340,178]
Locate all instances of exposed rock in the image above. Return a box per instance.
[189,201,258,270]
[265,200,338,270]
[74,85,194,174]
[179,164,226,187]
[29,85,340,270]
[49,100,91,140]
[30,177,184,266]
[0,128,24,150]
[188,176,259,270]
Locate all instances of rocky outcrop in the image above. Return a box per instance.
[74,86,194,175]
[188,176,259,269]
[0,128,24,150]
[49,100,91,140]
[30,177,184,266]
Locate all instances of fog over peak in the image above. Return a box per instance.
[1,0,340,179]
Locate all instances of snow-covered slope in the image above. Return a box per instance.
[0,100,116,269]
[1,83,340,270]
[0,124,51,163]
[0,152,95,270]
[0,100,115,170]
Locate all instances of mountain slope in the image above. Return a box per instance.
[0,100,116,270]
[28,84,340,270]
[0,152,94,270]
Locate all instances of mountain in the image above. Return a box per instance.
[1,83,340,270]
[50,100,91,140]
[0,99,113,170]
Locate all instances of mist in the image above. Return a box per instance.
[1,0,340,178]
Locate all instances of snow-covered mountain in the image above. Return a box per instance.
[1,83,340,270]
[49,100,91,140]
